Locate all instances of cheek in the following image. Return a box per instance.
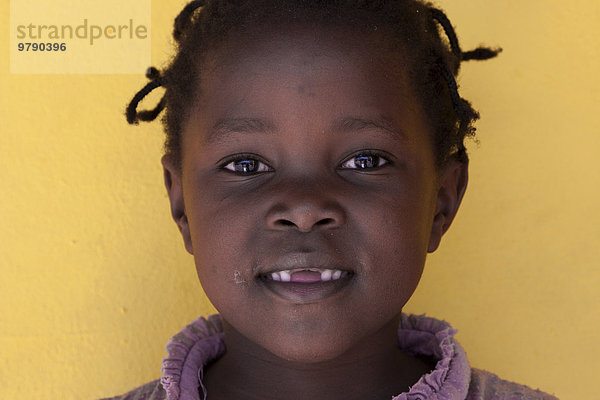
[351,178,435,296]
[183,180,263,302]
[356,173,436,246]
[189,211,247,274]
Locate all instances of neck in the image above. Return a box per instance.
[203,315,433,400]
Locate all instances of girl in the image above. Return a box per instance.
[108,1,557,399]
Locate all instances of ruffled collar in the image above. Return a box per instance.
[160,315,225,400]
[394,314,470,400]
[160,314,471,400]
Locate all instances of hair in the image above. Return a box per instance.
[126,0,500,170]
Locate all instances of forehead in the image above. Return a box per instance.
[184,23,430,148]
[201,23,411,95]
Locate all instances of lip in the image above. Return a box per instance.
[255,252,355,303]
[258,275,354,304]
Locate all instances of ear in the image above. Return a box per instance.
[161,155,193,254]
[427,159,469,253]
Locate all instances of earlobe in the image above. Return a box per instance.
[427,160,469,253]
[161,155,194,254]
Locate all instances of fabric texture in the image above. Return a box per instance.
[101,314,557,400]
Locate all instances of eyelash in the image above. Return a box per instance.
[219,151,391,175]
[220,153,273,175]
[339,151,390,171]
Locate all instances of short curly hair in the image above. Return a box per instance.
[126,0,500,170]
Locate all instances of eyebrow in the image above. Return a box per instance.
[333,116,407,143]
[206,117,275,144]
[204,115,407,144]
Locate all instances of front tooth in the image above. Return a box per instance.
[320,269,332,281]
[279,270,291,282]
[332,270,342,280]
[271,272,281,281]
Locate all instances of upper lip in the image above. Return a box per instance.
[255,252,350,277]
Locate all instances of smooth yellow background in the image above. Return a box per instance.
[1,1,598,399]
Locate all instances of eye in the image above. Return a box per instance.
[340,152,389,170]
[221,155,273,175]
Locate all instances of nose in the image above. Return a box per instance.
[265,183,346,232]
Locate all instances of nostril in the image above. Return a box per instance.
[276,219,295,227]
[316,218,335,226]
[273,217,336,230]
[266,205,345,231]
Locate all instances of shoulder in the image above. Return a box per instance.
[100,379,166,400]
[467,368,559,400]
[99,315,224,400]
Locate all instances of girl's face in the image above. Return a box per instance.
[164,24,466,363]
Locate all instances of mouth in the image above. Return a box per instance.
[257,267,355,304]
[262,268,351,283]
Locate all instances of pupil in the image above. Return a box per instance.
[235,160,256,173]
[355,155,377,169]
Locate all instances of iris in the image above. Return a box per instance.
[234,159,257,173]
[354,155,379,169]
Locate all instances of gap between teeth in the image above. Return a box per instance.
[269,269,348,282]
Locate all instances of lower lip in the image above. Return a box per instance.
[258,274,354,304]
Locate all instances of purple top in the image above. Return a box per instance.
[102,314,557,400]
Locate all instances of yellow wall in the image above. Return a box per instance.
[1,1,598,399]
